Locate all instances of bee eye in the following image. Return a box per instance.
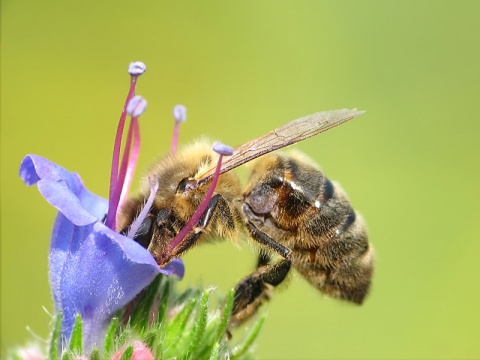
[176,178,197,193]
[132,216,153,249]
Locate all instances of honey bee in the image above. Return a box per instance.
[118,109,374,325]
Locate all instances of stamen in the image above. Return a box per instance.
[168,142,233,253]
[109,96,146,231]
[127,176,159,239]
[106,62,146,229]
[118,97,145,209]
[170,105,187,153]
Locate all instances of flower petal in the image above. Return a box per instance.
[53,219,162,351]
[49,212,185,351]
[38,179,98,226]
[20,155,83,192]
[161,258,185,280]
[20,155,108,223]
[94,223,185,278]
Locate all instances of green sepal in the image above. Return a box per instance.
[117,325,133,349]
[118,344,133,360]
[164,295,198,351]
[130,274,163,331]
[49,312,62,360]
[215,288,234,343]
[104,316,119,356]
[89,347,101,360]
[232,316,265,359]
[209,342,220,360]
[156,277,171,325]
[142,328,161,356]
[68,314,83,354]
[182,287,212,358]
[61,351,72,360]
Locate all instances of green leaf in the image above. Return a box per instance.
[68,314,83,354]
[231,316,265,360]
[49,313,62,360]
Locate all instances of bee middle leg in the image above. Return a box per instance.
[231,222,292,326]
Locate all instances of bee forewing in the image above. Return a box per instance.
[196,109,365,184]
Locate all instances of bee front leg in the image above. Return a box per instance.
[231,222,292,326]
[170,194,224,257]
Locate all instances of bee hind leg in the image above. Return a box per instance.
[231,222,292,326]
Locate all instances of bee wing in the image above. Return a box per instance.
[196,108,365,184]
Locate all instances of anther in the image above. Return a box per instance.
[128,62,147,76]
[173,105,187,123]
[127,96,147,117]
[213,142,234,156]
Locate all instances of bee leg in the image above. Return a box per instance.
[257,249,271,268]
[170,194,224,257]
[231,222,292,326]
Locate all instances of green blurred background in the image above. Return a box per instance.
[2,1,480,359]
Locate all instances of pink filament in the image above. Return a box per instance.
[168,154,224,253]
[105,76,138,230]
[170,122,180,153]
[118,118,140,210]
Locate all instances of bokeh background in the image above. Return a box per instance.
[2,1,480,359]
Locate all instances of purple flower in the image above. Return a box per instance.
[19,62,184,353]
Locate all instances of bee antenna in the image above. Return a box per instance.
[127,176,159,239]
[170,104,187,153]
[168,142,233,252]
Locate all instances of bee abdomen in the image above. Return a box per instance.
[295,210,374,304]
